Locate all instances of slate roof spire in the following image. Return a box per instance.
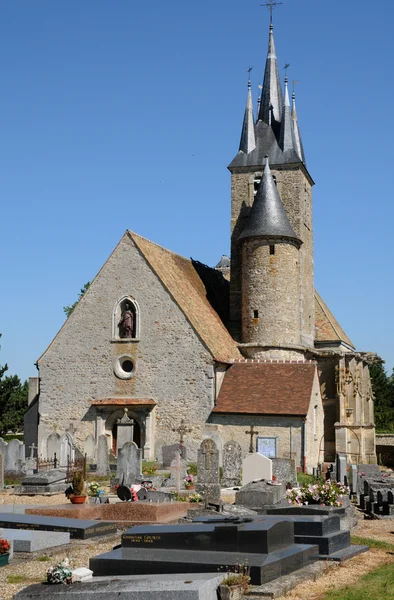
[292,89,306,163]
[239,79,256,154]
[279,76,297,153]
[258,22,283,129]
[239,156,302,245]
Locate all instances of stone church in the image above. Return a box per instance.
[25,20,376,472]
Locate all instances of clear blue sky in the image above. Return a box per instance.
[1,0,393,381]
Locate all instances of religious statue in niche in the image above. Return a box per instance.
[118,302,135,338]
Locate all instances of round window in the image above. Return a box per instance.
[114,355,135,380]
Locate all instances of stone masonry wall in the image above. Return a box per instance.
[37,234,215,461]
[230,166,314,351]
[241,239,300,347]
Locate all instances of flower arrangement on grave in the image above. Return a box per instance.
[0,539,10,555]
[142,461,159,476]
[286,480,350,507]
[141,480,156,491]
[184,474,195,488]
[219,563,250,599]
[87,482,105,497]
[47,558,73,585]
[188,492,203,503]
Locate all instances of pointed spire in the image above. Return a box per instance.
[278,76,297,153]
[291,90,306,163]
[258,23,283,128]
[239,156,301,244]
[239,80,256,154]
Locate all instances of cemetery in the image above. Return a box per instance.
[1,420,394,600]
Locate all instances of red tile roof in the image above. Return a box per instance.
[315,291,354,348]
[129,231,242,363]
[90,398,156,407]
[212,362,317,415]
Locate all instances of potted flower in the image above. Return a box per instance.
[188,492,203,503]
[219,564,250,600]
[65,471,87,504]
[0,539,10,567]
[184,474,195,490]
[47,558,73,584]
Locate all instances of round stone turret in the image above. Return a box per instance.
[240,156,303,354]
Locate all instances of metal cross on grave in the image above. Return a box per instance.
[245,425,259,453]
[172,419,192,445]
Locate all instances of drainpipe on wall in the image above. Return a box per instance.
[303,418,307,474]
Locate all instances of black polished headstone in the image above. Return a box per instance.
[0,513,116,539]
[122,520,293,555]
[117,485,132,502]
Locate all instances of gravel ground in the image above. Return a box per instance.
[1,493,394,600]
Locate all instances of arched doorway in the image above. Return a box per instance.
[107,409,143,456]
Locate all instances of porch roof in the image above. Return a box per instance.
[90,397,157,407]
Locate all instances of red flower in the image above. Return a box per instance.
[0,539,10,555]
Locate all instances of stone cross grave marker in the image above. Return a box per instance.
[242,452,272,486]
[169,451,188,492]
[97,435,110,476]
[222,440,242,487]
[196,438,220,504]
[245,425,259,453]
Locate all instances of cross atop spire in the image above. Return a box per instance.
[261,0,283,23]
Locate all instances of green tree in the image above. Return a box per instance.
[370,359,394,432]
[63,281,91,318]
[0,335,28,435]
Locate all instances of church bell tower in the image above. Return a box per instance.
[228,19,315,359]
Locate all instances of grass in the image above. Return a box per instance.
[351,535,394,552]
[85,474,110,484]
[296,472,324,486]
[37,555,51,562]
[322,562,394,600]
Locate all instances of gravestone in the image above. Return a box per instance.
[169,451,188,492]
[272,458,297,486]
[0,513,116,539]
[5,439,25,472]
[349,464,358,495]
[96,435,110,476]
[3,529,70,552]
[336,453,347,484]
[116,409,135,452]
[242,452,272,485]
[59,433,74,467]
[162,443,186,468]
[196,438,220,503]
[47,433,61,461]
[235,480,285,510]
[84,435,96,462]
[117,441,142,487]
[222,440,242,487]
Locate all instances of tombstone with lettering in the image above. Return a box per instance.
[222,441,242,488]
[196,438,220,504]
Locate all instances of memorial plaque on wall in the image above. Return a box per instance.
[257,437,277,458]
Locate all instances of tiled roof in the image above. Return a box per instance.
[91,398,156,406]
[128,231,242,363]
[212,362,316,415]
[315,291,354,348]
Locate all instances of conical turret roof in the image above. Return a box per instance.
[239,80,256,154]
[292,90,306,163]
[239,156,302,245]
[279,77,297,155]
[258,23,283,128]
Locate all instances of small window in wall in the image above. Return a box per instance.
[269,245,275,255]
[114,355,135,380]
[253,310,259,319]
[257,437,277,458]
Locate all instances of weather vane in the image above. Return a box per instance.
[284,63,290,78]
[260,0,283,22]
[292,79,300,93]
[247,66,253,80]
